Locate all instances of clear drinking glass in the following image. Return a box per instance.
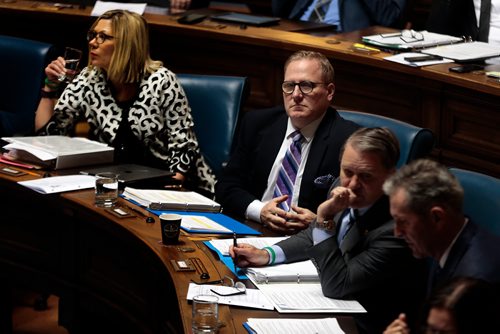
[58,47,82,83]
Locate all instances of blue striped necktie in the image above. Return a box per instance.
[274,130,303,212]
[309,0,332,22]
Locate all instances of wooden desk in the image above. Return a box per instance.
[0,1,499,177]
[0,168,358,333]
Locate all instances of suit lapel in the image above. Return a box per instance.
[338,196,392,257]
[256,114,287,177]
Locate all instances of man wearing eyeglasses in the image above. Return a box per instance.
[216,50,359,234]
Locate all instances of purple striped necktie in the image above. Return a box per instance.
[274,130,303,211]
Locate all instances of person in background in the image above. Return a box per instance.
[384,276,500,334]
[35,9,215,195]
[169,0,209,14]
[215,50,359,235]
[382,158,500,332]
[272,0,407,32]
[427,0,500,45]
[230,127,426,334]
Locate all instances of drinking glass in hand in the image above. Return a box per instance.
[58,47,82,83]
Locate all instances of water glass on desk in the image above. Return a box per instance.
[192,294,219,334]
[94,172,118,207]
[57,47,82,83]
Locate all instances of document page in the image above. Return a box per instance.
[186,283,274,310]
[181,215,231,233]
[245,317,345,334]
[252,282,366,313]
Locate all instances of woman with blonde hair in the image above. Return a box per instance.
[35,9,215,194]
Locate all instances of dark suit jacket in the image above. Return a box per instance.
[278,196,427,334]
[272,0,406,32]
[426,0,481,41]
[215,106,359,221]
[431,219,500,294]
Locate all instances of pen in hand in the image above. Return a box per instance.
[233,232,239,273]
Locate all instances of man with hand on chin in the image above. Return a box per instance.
[230,128,426,334]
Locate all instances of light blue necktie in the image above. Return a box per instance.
[274,130,303,212]
[337,209,358,244]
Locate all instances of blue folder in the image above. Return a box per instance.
[147,208,261,236]
[204,240,249,280]
[122,196,261,236]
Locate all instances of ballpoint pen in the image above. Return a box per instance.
[233,232,239,273]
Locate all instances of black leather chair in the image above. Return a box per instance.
[0,35,55,137]
[177,74,249,178]
[449,168,500,236]
[338,110,435,168]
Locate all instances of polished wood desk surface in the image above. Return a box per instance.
[1,0,499,178]
[0,165,358,333]
[0,0,499,94]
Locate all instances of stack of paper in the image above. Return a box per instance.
[2,136,114,169]
[421,41,500,61]
[18,175,96,194]
[362,30,462,50]
[245,260,320,283]
[252,282,366,313]
[244,317,345,334]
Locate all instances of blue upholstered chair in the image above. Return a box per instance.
[338,110,435,168]
[0,35,54,136]
[449,168,500,236]
[177,74,249,178]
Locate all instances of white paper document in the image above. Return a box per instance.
[252,282,366,313]
[181,215,231,233]
[18,175,96,194]
[186,283,274,310]
[422,41,500,61]
[384,52,454,67]
[122,187,221,212]
[245,260,320,283]
[91,1,147,16]
[245,317,345,334]
[2,136,114,169]
[362,30,462,50]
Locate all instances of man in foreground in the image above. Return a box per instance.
[230,127,426,333]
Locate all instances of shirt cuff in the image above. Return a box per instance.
[268,245,285,264]
[246,199,265,223]
[312,227,335,245]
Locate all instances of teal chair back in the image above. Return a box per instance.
[0,35,54,136]
[450,168,500,236]
[338,110,435,168]
[177,74,249,178]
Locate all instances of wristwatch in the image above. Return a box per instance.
[315,219,336,231]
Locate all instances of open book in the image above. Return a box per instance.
[122,187,221,212]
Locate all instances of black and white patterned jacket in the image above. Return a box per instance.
[37,66,215,193]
